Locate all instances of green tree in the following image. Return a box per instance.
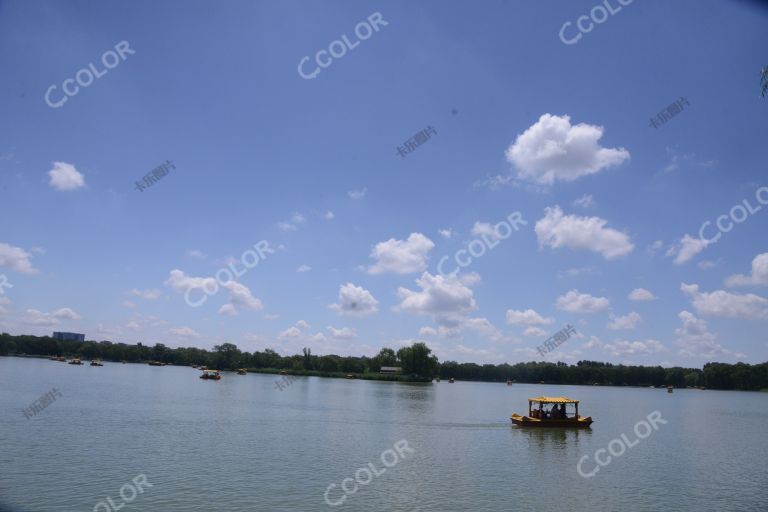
[369,347,397,372]
[214,342,241,370]
[397,342,438,378]
[302,347,313,370]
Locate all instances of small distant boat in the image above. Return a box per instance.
[148,361,166,366]
[435,377,441,382]
[279,370,287,375]
[449,377,455,383]
[346,374,354,379]
[506,380,513,386]
[68,358,83,365]
[511,396,593,428]
[56,356,67,362]
[667,386,673,393]
[90,360,104,366]
[200,369,221,380]
[237,368,247,375]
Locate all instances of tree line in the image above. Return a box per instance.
[1,333,766,390]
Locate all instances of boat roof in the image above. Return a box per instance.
[528,396,579,404]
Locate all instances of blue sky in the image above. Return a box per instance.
[1,0,767,367]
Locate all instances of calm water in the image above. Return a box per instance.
[1,357,766,512]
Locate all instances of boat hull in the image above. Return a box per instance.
[510,413,593,428]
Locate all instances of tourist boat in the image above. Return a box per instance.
[68,358,83,365]
[506,380,513,386]
[435,377,440,382]
[667,386,673,393]
[346,374,354,379]
[237,368,247,375]
[200,369,221,380]
[279,370,287,375]
[56,356,67,362]
[511,396,593,428]
[90,360,103,366]
[449,377,455,383]
[148,361,166,366]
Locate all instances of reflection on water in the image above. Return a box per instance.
[514,425,592,454]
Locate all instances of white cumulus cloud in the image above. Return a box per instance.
[572,194,595,208]
[628,288,656,301]
[681,283,768,320]
[725,253,768,287]
[666,234,710,265]
[327,326,357,340]
[0,243,39,274]
[397,272,477,326]
[505,114,629,185]
[48,161,85,191]
[535,206,634,260]
[607,312,641,330]
[556,290,610,313]
[169,326,200,338]
[368,233,434,274]
[523,326,548,337]
[602,339,667,357]
[329,283,379,317]
[505,308,554,326]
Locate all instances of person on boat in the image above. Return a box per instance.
[560,403,567,418]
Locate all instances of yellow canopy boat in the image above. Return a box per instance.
[511,396,593,428]
[200,369,222,380]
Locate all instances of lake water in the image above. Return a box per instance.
[1,357,766,512]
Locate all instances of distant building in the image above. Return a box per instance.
[379,366,402,375]
[52,332,85,342]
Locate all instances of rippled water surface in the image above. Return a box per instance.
[1,357,766,512]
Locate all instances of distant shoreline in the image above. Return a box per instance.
[2,333,766,391]
[4,354,767,392]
